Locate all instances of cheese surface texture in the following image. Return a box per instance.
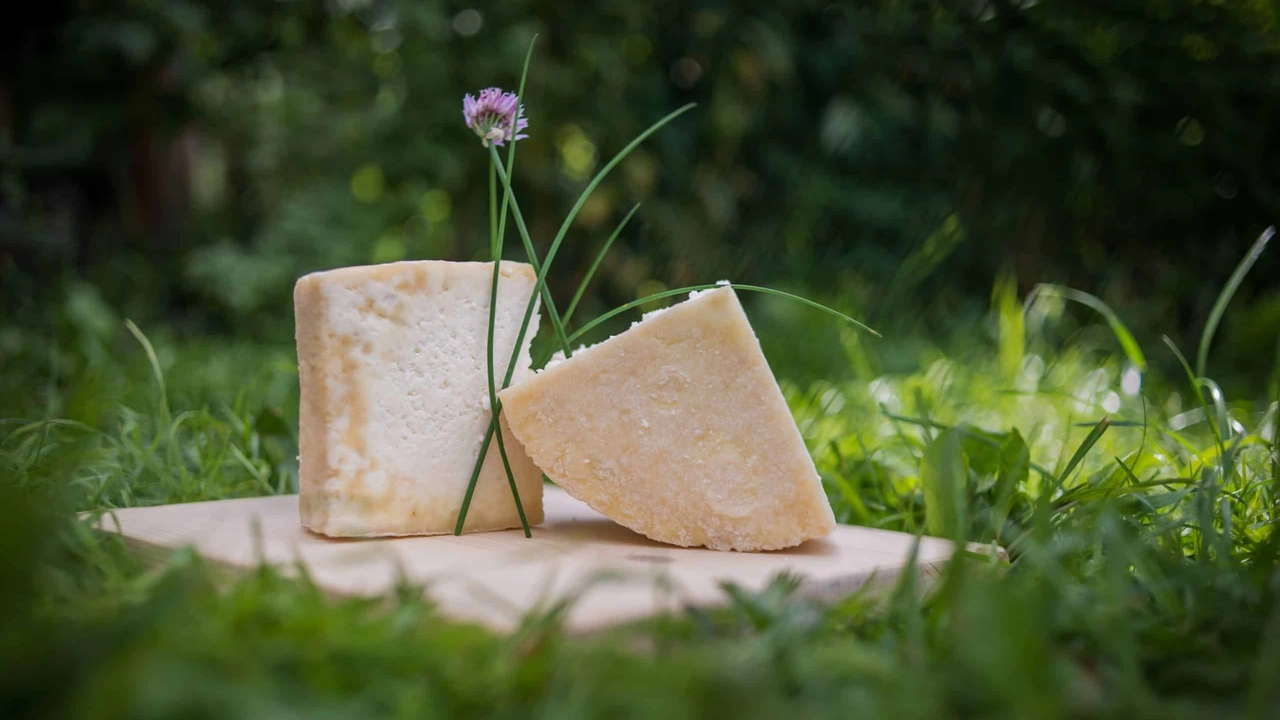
[499,286,835,551]
[295,260,543,537]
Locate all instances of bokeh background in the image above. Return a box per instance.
[3,0,1279,398]
[4,5,1280,716]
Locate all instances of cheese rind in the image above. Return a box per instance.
[498,286,835,551]
[295,260,543,537]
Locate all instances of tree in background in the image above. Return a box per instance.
[3,0,1278,384]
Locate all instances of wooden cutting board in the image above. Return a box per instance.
[93,487,990,632]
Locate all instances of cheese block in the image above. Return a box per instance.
[294,260,544,537]
[498,286,836,551]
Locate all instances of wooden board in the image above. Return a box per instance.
[94,487,984,632]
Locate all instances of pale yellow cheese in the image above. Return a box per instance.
[295,260,543,537]
[498,286,836,551]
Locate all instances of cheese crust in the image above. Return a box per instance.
[499,287,835,551]
[295,260,544,537]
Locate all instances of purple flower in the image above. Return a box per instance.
[462,87,529,147]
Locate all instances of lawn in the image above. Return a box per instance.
[5,3,1280,717]
[3,260,1277,720]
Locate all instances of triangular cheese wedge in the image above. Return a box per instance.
[295,260,543,537]
[499,286,835,551]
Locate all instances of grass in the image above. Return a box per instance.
[2,266,1278,718]
[455,89,696,532]
[463,48,875,536]
[475,40,539,538]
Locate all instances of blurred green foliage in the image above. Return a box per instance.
[2,3,1280,714]
[2,285,1278,718]
[3,0,1279,391]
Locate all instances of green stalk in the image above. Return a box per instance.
[455,103,696,533]
[563,204,641,328]
[1027,284,1146,371]
[1197,226,1274,377]
[1164,335,1223,449]
[124,319,170,425]
[454,37,538,537]
[489,151,572,355]
[482,154,529,536]
[1164,335,1228,497]
[536,283,878,367]
[536,103,695,361]
[1056,417,1112,488]
[488,163,497,259]
[491,104,697,366]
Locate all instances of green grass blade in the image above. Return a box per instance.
[1058,417,1112,487]
[454,425,496,535]
[1249,594,1280,714]
[1164,335,1203,399]
[1163,335,1224,448]
[543,103,695,360]
[994,270,1024,378]
[489,150,571,355]
[489,163,498,259]
[491,34,536,268]
[463,202,531,537]
[881,410,1056,481]
[496,34,537,230]
[508,104,696,383]
[1113,456,1141,485]
[459,105,696,534]
[495,104,696,366]
[740,285,879,336]
[489,37,537,536]
[1028,284,1146,371]
[921,429,967,539]
[563,203,640,328]
[826,440,873,525]
[457,37,538,537]
[993,430,1029,532]
[124,319,169,422]
[1197,226,1274,377]
[563,283,879,350]
[489,399,530,537]
[480,165,529,536]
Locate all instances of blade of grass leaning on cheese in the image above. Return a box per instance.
[453,95,697,534]
[462,39,561,537]
[294,261,544,537]
[536,283,879,369]
[498,286,838,551]
[481,44,539,537]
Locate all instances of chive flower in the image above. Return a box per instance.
[462,87,529,147]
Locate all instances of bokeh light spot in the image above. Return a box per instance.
[1214,172,1238,199]
[420,189,451,223]
[370,230,406,264]
[1102,391,1122,414]
[692,11,724,38]
[350,163,385,203]
[1037,106,1066,138]
[372,52,401,79]
[670,57,703,89]
[371,27,402,54]
[1121,366,1142,396]
[622,35,652,65]
[452,9,482,37]
[1176,117,1204,146]
[636,279,671,312]
[557,125,597,182]
[374,85,402,118]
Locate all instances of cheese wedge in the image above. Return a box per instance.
[294,260,544,537]
[498,286,835,551]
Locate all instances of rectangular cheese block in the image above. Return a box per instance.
[294,260,544,537]
[498,286,836,551]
